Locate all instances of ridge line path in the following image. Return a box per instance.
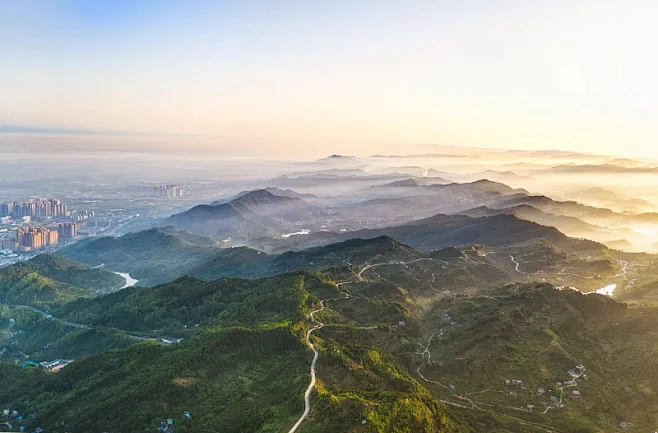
[288,292,350,433]
[290,257,451,432]
[509,255,595,280]
[358,257,449,281]
[9,304,158,342]
[287,300,326,433]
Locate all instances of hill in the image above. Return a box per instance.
[210,187,317,205]
[191,236,420,281]
[57,228,219,286]
[0,272,467,433]
[0,255,124,308]
[165,189,327,240]
[414,283,658,432]
[460,204,643,246]
[260,213,604,254]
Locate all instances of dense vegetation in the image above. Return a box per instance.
[57,228,220,285]
[0,255,123,308]
[0,269,469,433]
[413,283,658,432]
[4,232,658,432]
[55,274,311,336]
[0,304,134,363]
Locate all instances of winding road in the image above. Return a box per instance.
[509,255,595,279]
[9,305,158,342]
[415,329,562,433]
[287,300,327,433]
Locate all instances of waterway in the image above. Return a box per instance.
[281,229,310,238]
[595,284,617,296]
[113,272,139,288]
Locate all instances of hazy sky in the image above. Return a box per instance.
[1,1,657,158]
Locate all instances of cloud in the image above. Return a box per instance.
[0,123,210,138]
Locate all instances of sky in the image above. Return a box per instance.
[1,0,657,158]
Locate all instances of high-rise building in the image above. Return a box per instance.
[58,222,78,239]
[153,185,184,198]
[16,226,59,250]
[0,239,17,251]
[0,198,69,219]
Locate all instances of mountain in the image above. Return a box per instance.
[1,272,466,433]
[317,154,357,161]
[545,163,658,174]
[0,255,124,308]
[268,172,418,191]
[460,204,644,246]
[0,304,135,365]
[418,283,658,432]
[567,187,655,212]
[191,236,419,281]
[210,187,317,205]
[489,192,658,227]
[375,177,450,188]
[55,273,312,335]
[166,189,326,240]
[257,213,603,254]
[58,228,219,286]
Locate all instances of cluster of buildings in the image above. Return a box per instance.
[7,223,78,252]
[2,408,40,433]
[504,364,586,413]
[58,222,78,239]
[20,358,73,372]
[69,209,95,222]
[156,412,191,432]
[15,226,59,251]
[41,358,74,372]
[0,198,69,219]
[153,184,184,198]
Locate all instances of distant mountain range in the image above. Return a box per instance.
[165,189,329,240]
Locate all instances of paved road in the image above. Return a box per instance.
[8,304,157,341]
[288,291,352,433]
[358,257,449,281]
[287,300,327,433]
[509,255,595,279]
[415,329,561,433]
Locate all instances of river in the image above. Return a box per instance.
[595,284,617,296]
[281,229,310,238]
[113,272,139,288]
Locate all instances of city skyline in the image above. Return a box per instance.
[1,1,658,159]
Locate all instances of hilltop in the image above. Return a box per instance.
[165,189,327,240]
[57,228,219,286]
[260,213,604,254]
[0,255,124,308]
